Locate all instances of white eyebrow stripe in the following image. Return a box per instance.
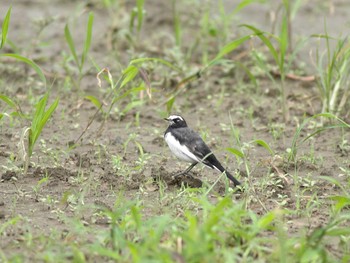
[168,115,183,121]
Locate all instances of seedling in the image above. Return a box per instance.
[288,113,350,162]
[313,33,350,116]
[64,12,94,89]
[20,94,59,174]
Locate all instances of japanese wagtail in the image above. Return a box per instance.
[164,115,241,186]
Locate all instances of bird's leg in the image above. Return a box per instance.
[173,163,198,178]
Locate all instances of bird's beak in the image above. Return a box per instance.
[164,118,169,121]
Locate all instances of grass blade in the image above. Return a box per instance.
[120,65,139,89]
[225,147,244,158]
[0,6,12,49]
[64,24,80,71]
[29,96,59,156]
[289,113,350,161]
[1,53,47,88]
[85,95,102,110]
[241,24,279,66]
[130,57,182,72]
[81,12,94,70]
[253,139,274,155]
[206,34,253,68]
[136,0,145,33]
[0,94,17,109]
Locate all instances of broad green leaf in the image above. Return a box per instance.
[225,147,244,158]
[330,196,350,213]
[0,94,16,109]
[85,95,102,109]
[0,6,11,49]
[120,65,139,88]
[1,53,46,87]
[253,139,274,155]
[257,211,275,229]
[31,95,48,135]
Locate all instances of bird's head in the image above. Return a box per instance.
[164,115,187,128]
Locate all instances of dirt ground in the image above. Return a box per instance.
[1,0,350,261]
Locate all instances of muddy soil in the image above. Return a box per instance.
[1,0,350,260]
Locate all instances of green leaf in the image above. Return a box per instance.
[111,86,145,104]
[122,100,143,114]
[225,147,244,158]
[0,6,12,49]
[0,94,17,109]
[253,139,274,155]
[64,24,80,70]
[81,12,94,70]
[29,96,59,156]
[166,96,175,114]
[85,95,102,110]
[136,0,144,33]
[241,24,280,66]
[257,211,275,229]
[330,196,350,213]
[326,227,350,236]
[1,53,47,87]
[120,65,139,89]
[207,34,253,68]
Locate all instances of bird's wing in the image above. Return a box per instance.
[182,129,220,169]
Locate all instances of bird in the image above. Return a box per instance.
[164,114,241,186]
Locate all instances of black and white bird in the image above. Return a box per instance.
[164,115,241,186]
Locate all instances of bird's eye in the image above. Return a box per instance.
[174,118,179,123]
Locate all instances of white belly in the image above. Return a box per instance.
[164,132,199,163]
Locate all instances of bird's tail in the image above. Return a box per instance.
[203,154,241,186]
[222,170,241,186]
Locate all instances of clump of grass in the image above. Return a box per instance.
[19,94,59,174]
[313,33,350,116]
[76,60,155,143]
[64,12,94,89]
[288,113,350,162]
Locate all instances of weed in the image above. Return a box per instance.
[64,12,94,89]
[313,33,350,116]
[21,94,59,174]
[288,113,350,162]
